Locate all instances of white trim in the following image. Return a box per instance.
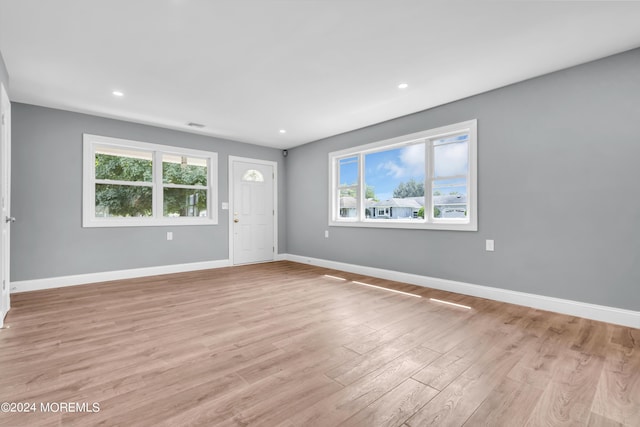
[228,156,278,266]
[83,134,218,227]
[283,254,639,328]
[0,83,11,328]
[328,119,478,231]
[11,259,231,293]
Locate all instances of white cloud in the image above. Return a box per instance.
[434,143,468,177]
[400,144,425,177]
[377,160,405,178]
[375,144,426,179]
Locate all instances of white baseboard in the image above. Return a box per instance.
[284,254,639,329]
[11,259,231,293]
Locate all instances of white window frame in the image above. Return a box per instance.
[83,134,218,227]
[328,119,477,231]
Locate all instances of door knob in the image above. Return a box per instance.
[5,216,15,223]
[234,218,239,223]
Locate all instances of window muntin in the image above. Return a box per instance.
[328,120,477,231]
[83,134,218,227]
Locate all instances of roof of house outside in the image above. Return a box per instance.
[339,194,467,209]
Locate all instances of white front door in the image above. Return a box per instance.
[0,83,12,328]
[230,158,276,265]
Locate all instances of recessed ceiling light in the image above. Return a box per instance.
[112,90,124,97]
[398,83,409,89]
[279,129,287,134]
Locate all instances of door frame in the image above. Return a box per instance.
[0,82,11,328]
[228,156,278,266]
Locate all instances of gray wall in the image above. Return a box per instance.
[286,48,640,311]
[11,104,286,281]
[0,49,8,92]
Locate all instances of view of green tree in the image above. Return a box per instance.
[163,160,208,216]
[163,161,207,186]
[95,154,152,182]
[95,154,153,217]
[94,154,208,217]
[434,206,441,218]
[417,207,424,218]
[393,178,424,198]
[95,184,152,217]
[365,185,377,200]
[341,188,356,198]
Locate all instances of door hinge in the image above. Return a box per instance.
[273,246,275,252]
[1,114,4,125]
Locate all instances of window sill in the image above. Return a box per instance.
[83,217,218,228]
[329,220,477,231]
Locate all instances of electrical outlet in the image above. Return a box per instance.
[486,239,494,251]
[324,230,329,238]
[167,231,173,241]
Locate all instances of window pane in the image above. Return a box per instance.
[433,178,467,219]
[163,155,207,186]
[338,189,357,218]
[95,184,152,217]
[95,146,152,182]
[363,143,425,220]
[242,169,264,182]
[164,188,208,217]
[433,140,468,178]
[433,133,469,146]
[339,156,358,187]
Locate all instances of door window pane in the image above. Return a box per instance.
[242,169,264,182]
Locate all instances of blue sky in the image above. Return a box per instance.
[365,145,425,200]
[340,140,468,201]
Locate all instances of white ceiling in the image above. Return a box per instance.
[1,1,640,149]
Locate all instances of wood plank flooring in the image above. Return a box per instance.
[0,261,638,426]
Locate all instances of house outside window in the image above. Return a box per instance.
[328,120,477,231]
[83,134,218,227]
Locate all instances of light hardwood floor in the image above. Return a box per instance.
[0,261,638,426]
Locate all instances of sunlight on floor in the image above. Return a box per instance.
[323,274,347,281]
[351,281,422,298]
[429,298,471,309]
